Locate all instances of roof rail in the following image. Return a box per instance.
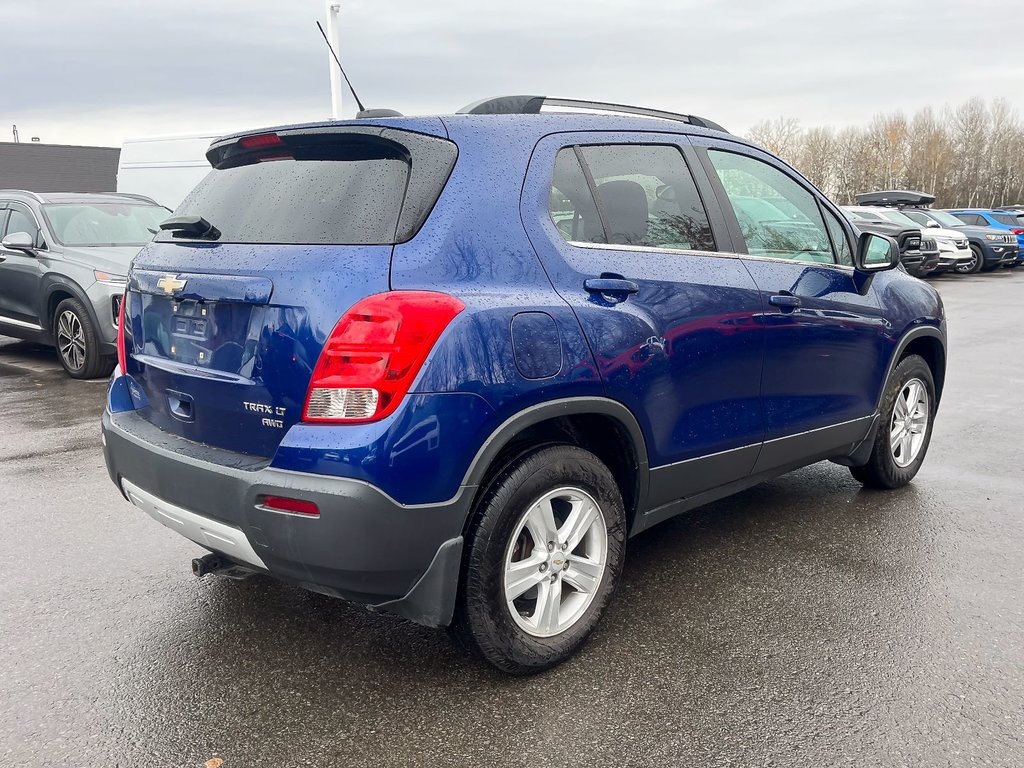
[0,189,44,202]
[457,95,728,133]
[115,192,160,205]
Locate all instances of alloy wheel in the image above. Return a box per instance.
[56,310,86,371]
[890,377,929,468]
[502,486,608,638]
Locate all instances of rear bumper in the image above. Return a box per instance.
[101,408,470,627]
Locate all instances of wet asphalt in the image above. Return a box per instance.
[0,271,1022,768]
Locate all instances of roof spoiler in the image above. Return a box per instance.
[457,95,728,133]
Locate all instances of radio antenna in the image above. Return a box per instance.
[316,21,365,114]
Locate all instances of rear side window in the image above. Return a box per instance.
[709,150,835,264]
[993,213,1024,226]
[549,144,715,252]
[162,129,456,246]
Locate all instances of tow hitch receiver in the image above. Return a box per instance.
[192,552,258,580]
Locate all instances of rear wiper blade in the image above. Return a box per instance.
[159,215,221,241]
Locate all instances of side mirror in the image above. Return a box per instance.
[925,221,940,228]
[856,231,899,272]
[1,231,36,254]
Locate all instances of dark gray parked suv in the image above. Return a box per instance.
[0,190,167,377]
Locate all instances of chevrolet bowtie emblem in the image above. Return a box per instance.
[156,275,187,295]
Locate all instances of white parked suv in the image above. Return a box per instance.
[844,206,971,274]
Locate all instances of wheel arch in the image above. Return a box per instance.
[461,398,650,536]
[887,326,946,406]
[40,276,99,336]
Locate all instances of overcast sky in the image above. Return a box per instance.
[3,0,1022,147]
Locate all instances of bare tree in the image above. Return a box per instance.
[746,99,1024,208]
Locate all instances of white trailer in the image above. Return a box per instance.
[116,132,223,210]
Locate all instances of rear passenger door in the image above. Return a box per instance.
[521,132,766,513]
[691,138,887,470]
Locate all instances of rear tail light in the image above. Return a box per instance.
[1011,228,1024,235]
[258,495,320,517]
[303,291,466,423]
[116,290,128,372]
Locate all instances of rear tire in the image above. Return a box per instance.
[53,298,115,379]
[850,354,935,490]
[452,445,626,675]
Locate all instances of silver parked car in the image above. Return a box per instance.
[0,191,168,378]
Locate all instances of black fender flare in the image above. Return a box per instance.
[877,324,946,410]
[39,275,101,337]
[459,396,651,516]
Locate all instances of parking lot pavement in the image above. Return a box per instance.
[1,270,1022,768]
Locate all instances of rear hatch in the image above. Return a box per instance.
[121,123,457,458]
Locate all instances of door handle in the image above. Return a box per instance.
[769,293,801,310]
[584,276,640,296]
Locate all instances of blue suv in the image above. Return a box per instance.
[101,96,947,673]
[947,208,1024,265]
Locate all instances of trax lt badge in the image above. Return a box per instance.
[156,275,187,295]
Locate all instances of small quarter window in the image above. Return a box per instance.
[549,149,604,243]
[822,207,853,266]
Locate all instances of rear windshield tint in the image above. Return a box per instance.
[159,129,456,245]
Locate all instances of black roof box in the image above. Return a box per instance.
[855,190,935,207]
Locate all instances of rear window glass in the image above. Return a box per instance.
[160,130,456,246]
[166,146,408,245]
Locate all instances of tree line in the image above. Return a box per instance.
[746,98,1024,209]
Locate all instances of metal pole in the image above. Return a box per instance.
[325,1,343,119]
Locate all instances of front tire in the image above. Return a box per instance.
[850,354,935,489]
[956,245,984,275]
[453,445,626,675]
[53,298,115,379]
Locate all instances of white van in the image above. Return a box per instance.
[116,133,224,210]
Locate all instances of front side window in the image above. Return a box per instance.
[548,144,715,252]
[708,150,834,263]
[5,207,39,242]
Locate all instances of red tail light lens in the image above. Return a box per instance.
[1011,228,1024,235]
[239,133,284,149]
[259,496,320,517]
[303,291,465,423]
[116,290,128,373]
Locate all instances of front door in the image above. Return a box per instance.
[694,140,887,470]
[522,133,766,510]
[0,203,45,327]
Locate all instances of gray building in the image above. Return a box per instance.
[0,141,120,193]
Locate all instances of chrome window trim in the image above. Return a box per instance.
[565,239,856,273]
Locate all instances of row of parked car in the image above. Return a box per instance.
[842,191,1024,277]
[0,185,1017,382]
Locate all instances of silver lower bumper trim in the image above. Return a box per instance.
[121,480,267,569]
